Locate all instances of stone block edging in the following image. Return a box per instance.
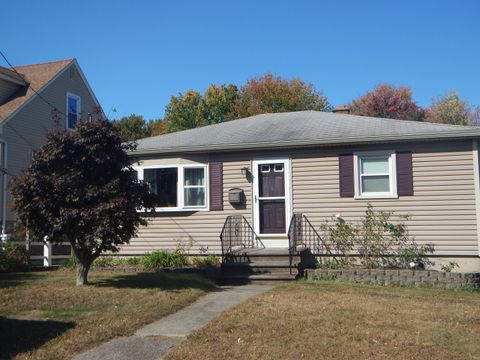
[304,268,480,289]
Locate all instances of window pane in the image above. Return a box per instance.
[144,168,178,207]
[184,187,205,206]
[184,168,205,186]
[362,175,390,193]
[67,113,77,129]
[361,157,389,174]
[68,97,77,113]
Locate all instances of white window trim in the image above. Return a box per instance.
[354,150,398,199]
[134,164,209,212]
[66,92,81,130]
[183,166,208,209]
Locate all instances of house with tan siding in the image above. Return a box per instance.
[128,111,480,273]
[0,59,103,235]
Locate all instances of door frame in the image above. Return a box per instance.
[252,157,292,245]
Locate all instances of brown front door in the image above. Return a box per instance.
[258,163,286,234]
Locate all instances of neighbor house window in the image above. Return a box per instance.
[138,164,207,210]
[66,92,81,130]
[355,152,397,198]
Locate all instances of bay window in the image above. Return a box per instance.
[136,164,207,210]
[184,167,206,207]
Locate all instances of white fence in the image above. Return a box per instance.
[28,241,72,267]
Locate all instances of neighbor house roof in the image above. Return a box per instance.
[133,111,480,155]
[0,59,74,124]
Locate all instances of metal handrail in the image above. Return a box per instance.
[288,213,335,272]
[220,215,264,263]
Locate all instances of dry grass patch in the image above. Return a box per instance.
[0,269,215,360]
[166,281,480,360]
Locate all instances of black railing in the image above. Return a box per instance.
[287,213,335,271]
[220,215,264,262]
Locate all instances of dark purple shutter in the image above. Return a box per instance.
[339,154,354,197]
[396,151,413,196]
[209,162,223,211]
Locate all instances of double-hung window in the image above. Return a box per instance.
[354,151,397,198]
[137,164,207,211]
[184,167,206,207]
[66,92,81,130]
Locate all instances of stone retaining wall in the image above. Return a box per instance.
[304,268,480,289]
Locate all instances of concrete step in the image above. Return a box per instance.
[225,254,299,264]
[222,262,297,275]
[219,273,297,285]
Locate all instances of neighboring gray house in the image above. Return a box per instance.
[128,111,480,272]
[0,59,103,235]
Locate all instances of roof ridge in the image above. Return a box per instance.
[341,112,469,128]
[14,58,74,70]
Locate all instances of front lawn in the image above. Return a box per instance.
[0,269,215,360]
[166,281,480,360]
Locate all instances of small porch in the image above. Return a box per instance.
[219,214,331,283]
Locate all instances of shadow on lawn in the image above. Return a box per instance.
[0,316,74,359]
[93,271,217,291]
[0,272,41,289]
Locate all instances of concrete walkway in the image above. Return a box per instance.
[74,284,273,360]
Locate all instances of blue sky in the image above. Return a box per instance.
[1,0,479,120]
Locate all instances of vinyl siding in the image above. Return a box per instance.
[0,63,99,222]
[292,141,477,256]
[126,140,479,257]
[123,158,252,254]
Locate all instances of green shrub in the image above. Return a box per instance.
[191,255,220,268]
[141,249,188,270]
[126,256,141,266]
[93,256,117,267]
[64,255,142,269]
[320,216,357,267]
[319,204,435,269]
[441,261,459,272]
[62,256,77,269]
[0,242,29,272]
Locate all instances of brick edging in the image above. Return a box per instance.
[304,269,480,289]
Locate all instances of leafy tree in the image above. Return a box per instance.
[11,120,151,286]
[350,84,425,121]
[164,90,207,133]
[232,74,331,118]
[162,75,331,132]
[426,91,479,125]
[202,84,239,123]
[148,119,168,136]
[113,114,151,141]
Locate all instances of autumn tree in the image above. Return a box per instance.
[148,119,168,136]
[350,84,425,121]
[426,91,479,125]
[113,114,151,141]
[11,120,151,285]
[163,74,331,132]
[232,74,331,118]
[164,90,208,132]
[203,84,239,123]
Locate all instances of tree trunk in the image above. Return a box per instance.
[76,260,92,286]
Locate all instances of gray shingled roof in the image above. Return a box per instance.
[133,111,480,155]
